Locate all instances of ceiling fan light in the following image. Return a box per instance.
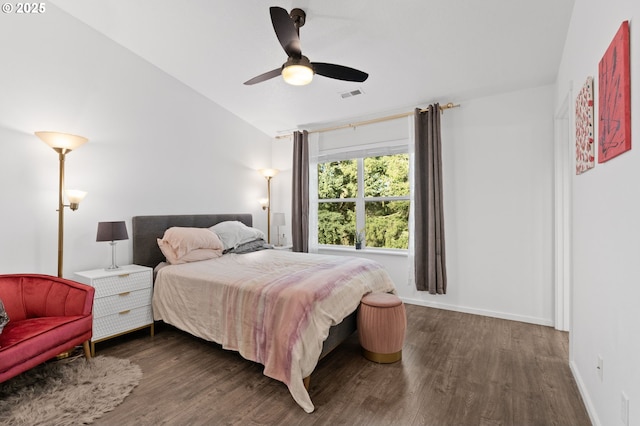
[282,65,314,86]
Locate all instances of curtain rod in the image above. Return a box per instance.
[276,102,460,138]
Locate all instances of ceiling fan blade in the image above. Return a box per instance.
[270,6,301,58]
[312,62,369,82]
[243,68,282,85]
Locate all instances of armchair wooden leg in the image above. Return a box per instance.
[82,340,92,359]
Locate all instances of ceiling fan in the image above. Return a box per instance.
[244,6,369,86]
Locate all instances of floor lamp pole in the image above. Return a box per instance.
[266,176,272,244]
[56,150,66,278]
[259,168,278,245]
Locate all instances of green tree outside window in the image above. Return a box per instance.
[318,154,409,249]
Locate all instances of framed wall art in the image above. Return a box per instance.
[575,76,595,174]
[598,20,631,163]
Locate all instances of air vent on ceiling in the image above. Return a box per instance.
[340,88,364,99]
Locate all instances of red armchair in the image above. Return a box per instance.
[0,274,94,383]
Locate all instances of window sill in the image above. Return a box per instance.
[318,245,408,257]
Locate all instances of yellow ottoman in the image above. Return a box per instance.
[357,293,407,363]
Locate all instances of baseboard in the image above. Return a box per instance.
[400,297,554,327]
[570,360,601,426]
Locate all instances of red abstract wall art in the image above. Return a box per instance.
[598,21,631,163]
[575,76,595,174]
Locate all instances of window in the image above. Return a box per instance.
[317,153,409,249]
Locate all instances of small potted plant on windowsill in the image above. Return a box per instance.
[355,230,364,250]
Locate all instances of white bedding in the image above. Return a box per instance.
[152,249,397,412]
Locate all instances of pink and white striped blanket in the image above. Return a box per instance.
[152,249,397,412]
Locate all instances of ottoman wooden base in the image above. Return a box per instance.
[362,348,402,363]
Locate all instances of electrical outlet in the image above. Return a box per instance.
[621,392,629,426]
[597,355,603,382]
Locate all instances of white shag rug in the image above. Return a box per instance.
[0,355,142,425]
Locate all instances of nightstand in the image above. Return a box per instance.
[74,264,153,356]
[273,244,293,251]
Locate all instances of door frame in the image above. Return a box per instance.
[554,86,572,332]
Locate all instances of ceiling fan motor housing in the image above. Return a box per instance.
[284,55,313,71]
[290,8,306,28]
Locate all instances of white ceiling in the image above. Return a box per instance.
[51,0,575,137]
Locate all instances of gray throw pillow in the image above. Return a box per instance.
[0,298,9,335]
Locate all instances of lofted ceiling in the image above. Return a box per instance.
[51,0,575,137]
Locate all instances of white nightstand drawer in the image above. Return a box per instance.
[93,287,152,318]
[75,264,154,355]
[91,271,151,298]
[93,305,153,341]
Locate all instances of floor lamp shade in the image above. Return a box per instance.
[96,221,128,270]
[35,131,88,151]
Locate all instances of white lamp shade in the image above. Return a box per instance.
[259,168,279,178]
[35,131,88,151]
[66,189,87,204]
[272,212,285,226]
[259,198,269,209]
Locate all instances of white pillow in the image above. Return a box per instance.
[209,221,265,250]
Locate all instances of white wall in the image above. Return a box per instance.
[556,1,640,425]
[428,86,555,325]
[274,84,556,326]
[0,5,272,277]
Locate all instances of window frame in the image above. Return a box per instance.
[317,151,410,251]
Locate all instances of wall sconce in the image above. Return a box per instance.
[96,221,129,270]
[35,131,88,277]
[258,168,279,243]
[272,212,286,246]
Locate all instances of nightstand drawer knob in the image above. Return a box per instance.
[118,291,131,297]
[118,273,130,278]
[119,310,131,315]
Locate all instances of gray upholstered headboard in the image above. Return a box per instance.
[132,214,253,268]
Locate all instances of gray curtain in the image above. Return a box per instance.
[414,105,447,294]
[291,130,309,252]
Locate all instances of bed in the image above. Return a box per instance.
[132,214,397,413]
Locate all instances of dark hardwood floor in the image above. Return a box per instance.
[93,304,591,425]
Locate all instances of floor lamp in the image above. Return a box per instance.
[259,168,279,243]
[35,131,88,278]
